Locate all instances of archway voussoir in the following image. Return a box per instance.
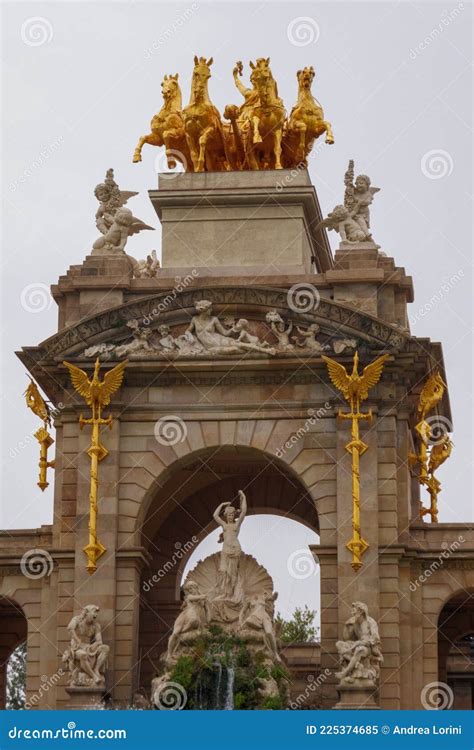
[235,420,256,447]
[185,421,206,452]
[219,420,236,445]
[250,420,276,451]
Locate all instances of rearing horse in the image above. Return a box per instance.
[183,56,229,172]
[132,74,192,170]
[282,66,334,167]
[246,58,286,170]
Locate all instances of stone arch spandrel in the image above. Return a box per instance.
[119,417,335,548]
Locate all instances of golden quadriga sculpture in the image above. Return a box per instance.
[133,57,334,172]
[323,352,389,570]
[409,372,452,523]
[63,358,127,574]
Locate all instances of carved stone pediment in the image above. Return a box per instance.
[18,286,408,368]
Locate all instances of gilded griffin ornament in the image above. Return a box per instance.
[323,352,389,570]
[63,358,128,573]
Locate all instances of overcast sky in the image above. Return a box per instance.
[2,1,473,616]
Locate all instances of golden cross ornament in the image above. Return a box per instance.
[63,358,127,574]
[322,351,389,570]
[24,379,55,491]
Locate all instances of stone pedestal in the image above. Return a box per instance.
[149,169,332,275]
[334,683,380,710]
[65,686,106,710]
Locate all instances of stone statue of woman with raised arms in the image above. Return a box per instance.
[213,490,247,603]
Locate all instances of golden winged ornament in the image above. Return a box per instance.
[322,351,389,413]
[323,351,389,570]
[25,379,52,426]
[417,371,445,420]
[24,378,55,491]
[62,358,128,417]
[410,370,452,523]
[63,358,128,574]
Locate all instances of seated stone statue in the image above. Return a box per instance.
[62,605,110,687]
[335,601,383,686]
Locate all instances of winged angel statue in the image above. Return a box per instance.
[321,160,380,243]
[92,168,153,256]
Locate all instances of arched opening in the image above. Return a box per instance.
[137,446,319,694]
[438,589,474,709]
[0,597,27,710]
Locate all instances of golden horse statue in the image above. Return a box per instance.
[234,58,286,170]
[183,56,230,172]
[133,73,192,170]
[282,66,334,167]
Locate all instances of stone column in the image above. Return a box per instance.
[69,408,121,702]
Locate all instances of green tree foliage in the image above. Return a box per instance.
[276,606,319,644]
[6,642,27,710]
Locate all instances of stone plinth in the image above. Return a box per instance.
[330,241,414,326]
[334,683,380,710]
[65,686,106,710]
[149,169,332,275]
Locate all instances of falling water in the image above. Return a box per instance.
[214,661,223,709]
[194,653,235,709]
[224,663,235,710]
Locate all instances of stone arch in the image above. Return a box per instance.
[0,596,27,709]
[135,441,326,692]
[119,415,336,550]
[437,587,474,709]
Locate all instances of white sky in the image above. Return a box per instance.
[2,0,473,586]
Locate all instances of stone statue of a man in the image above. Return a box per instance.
[62,605,110,687]
[335,601,383,686]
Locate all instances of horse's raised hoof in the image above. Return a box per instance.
[132,151,142,163]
